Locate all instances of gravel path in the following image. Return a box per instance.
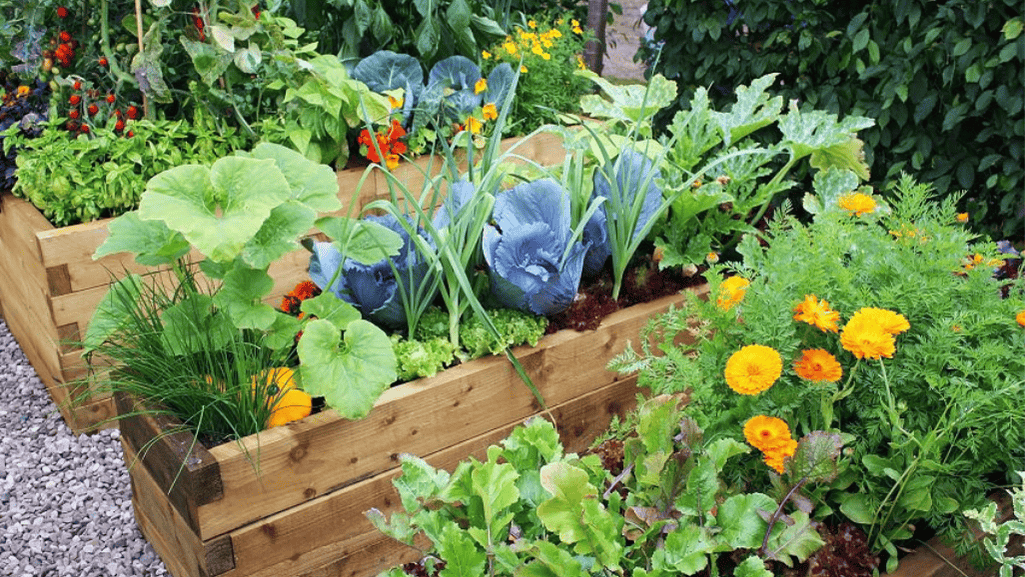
[0,318,168,577]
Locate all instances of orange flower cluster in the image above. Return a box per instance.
[716,276,750,311]
[358,119,407,170]
[793,294,840,332]
[840,307,910,360]
[743,415,798,474]
[725,344,783,395]
[281,280,321,317]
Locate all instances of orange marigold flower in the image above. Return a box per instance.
[716,276,750,311]
[839,192,877,216]
[956,212,968,223]
[1017,311,1025,327]
[840,322,895,360]
[762,438,798,474]
[794,349,843,382]
[743,415,793,452]
[725,345,783,395]
[793,294,840,332]
[848,307,910,336]
[291,280,320,301]
[466,115,483,134]
[482,102,498,121]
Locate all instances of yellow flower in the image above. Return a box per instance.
[474,77,487,94]
[576,55,587,70]
[520,64,528,73]
[16,85,30,97]
[792,294,840,332]
[762,439,798,474]
[571,19,582,34]
[482,50,492,59]
[1017,311,1025,327]
[849,307,910,335]
[549,28,562,39]
[466,115,483,134]
[744,415,793,452]
[839,192,877,216]
[716,276,750,311]
[706,252,719,263]
[541,52,551,60]
[725,345,783,395]
[528,19,537,29]
[385,153,400,170]
[504,41,518,55]
[532,43,545,56]
[794,349,843,383]
[956,212,968,222]
[482,102,498,121]
[387,94,404,110]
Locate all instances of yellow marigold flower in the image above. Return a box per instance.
[725,345,783,395]
[520,64,528,73]
[840,322,895,360]
[956,212,969,222]
[466,115,483,134]
[541,52,551,60]
[576,55,587,70]
[849,307,910,335]
[839,192,877,216]
[763,438,798,474]
[532,43,544,55]
[482,50,491,59]
[541,36,554,48]
[474,77,487,94]
[792,294,841,332]
[504,41,518,55]
[549,28,562,38]
[716,276,750,310]
[528,19,537,28]
[794,349,843,383]
[482,102,498,121]
[556,18,565,25]
[1017,311,1025,327]
[743,415,793,452]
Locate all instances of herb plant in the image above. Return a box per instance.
[963,471,1025,577]
[612,172,1025,569]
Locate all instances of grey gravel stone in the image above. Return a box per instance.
[0,319,168,576]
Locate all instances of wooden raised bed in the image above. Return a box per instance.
[117,288,704,577]
[0,130,567,434]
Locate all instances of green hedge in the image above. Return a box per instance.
[643,0,1024,239]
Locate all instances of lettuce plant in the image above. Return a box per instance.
[88,143,404,423]
[482,178,591,316]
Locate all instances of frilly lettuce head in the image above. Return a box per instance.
[309,214,434,329]
[583,148,663,278]
[483,179,589,316]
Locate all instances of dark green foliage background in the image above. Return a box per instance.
[642,0,1024,240]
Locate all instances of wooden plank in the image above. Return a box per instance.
[219,375,639,577]
[123,439,227,577]
[117,392,225,535]
[193,291,692,541]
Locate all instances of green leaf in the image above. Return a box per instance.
[734,555,774,577]
[180,37,233,86]
[263,312,302,350]
[710,74,782,145]
[233,42,262,75]
[315,215,404,265]
[437,522,486,577]
[778,105,875,162]
[241,201,317,270]
[445,0,471,31]
[470,459,519,530]
[537,461,596,544]
[393,454,451,513]
[297,318,397,419]
[790,431,843,483]
[159,294,235,356]
[952,37,972,57]
[212,266,276,330]
[300,292,361,330]
[765,511,824,567]
[656,524,712,574]
[83,274,144,354]
[1003,18,1024,40]
[246,143,342,212]
[809,137,871,181]
[139,158,291,263]
[839,492,876,524]
[717,493,777,549]
[579,70,678,125]
[94,212,190,266]
[852,28,870,53]
[913,93,938,123]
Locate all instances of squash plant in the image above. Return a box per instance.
[86,143,405,426]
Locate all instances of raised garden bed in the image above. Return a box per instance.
[0,130,567,434]
[116,287,705,577]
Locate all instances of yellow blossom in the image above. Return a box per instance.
[16,85,30,97]
[840,307,907,360]
[725,345,783,395]
[839,192,877,216]
[706,252,719,263]
[528,19,537,29]
[956,212,968,222]
[792,294,841,332]
[504,41,518,55]
[482,102,498,121]
[466,115,483,134]
[1017,311,1025,327]
[716,276,750,311]
[385,153,400,171]
[482,50,491,59]
[520,64,528,73]
[474,78,487,94]
[744,415,798,474]
[794,349,843,383]
[388,94,404,110]
[549,28,562,39]
[532,43,544,56]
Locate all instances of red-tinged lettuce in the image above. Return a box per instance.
[482,178,589,316]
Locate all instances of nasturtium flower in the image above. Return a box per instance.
[387,94,404,110]
[716,276,750,311]
[794,349,843,382]
[793,294,840,332]
[838,192,877,216]
[482,179,590,316]
[725,344,783,395]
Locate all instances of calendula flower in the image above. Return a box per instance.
[388,94,404,109]
[794,349,843,382]
[840,317,896,360]
[743,415,792,452]
[482,102,498,121]
[848,307,910,335]
[725,345,783,395]
[466,115,483,134]
[839,192,877,216]
[762,439,798,474]
[1016,311,1025,327]
[706,252,719,263]
[956,212,969,223]
[716,276,750,310]
[793,294,841,332]
[474,78,487,94]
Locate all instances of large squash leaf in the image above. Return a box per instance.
[297,318,397,419]
[93,212,190,266]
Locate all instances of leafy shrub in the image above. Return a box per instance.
[5,113,248,226]
[642,0,1025,240]
[613,172,1025,568]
